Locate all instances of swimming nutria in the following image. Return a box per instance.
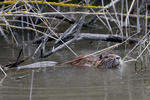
[12,54,121,70]
[65,54,121,69]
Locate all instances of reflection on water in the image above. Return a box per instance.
[0,37,150,100]
[1,66,150,100]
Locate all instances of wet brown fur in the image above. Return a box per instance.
[65,54,121,69]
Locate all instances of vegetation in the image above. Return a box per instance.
[0,0,150,75]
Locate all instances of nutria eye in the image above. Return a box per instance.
[99,55,103,59]
[116,56,120,59]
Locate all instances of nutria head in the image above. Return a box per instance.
[96,54,121,69]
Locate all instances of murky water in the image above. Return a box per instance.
[0,36,150,100]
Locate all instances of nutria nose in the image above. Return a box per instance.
[115,56,121,60]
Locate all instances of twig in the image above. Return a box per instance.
[123,31,150,61]
[125,0,136,27]
[0,75,7,86]
[41,37,79,58]
[0,65,7,76]
[29,70,34,100]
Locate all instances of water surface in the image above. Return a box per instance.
[0,36,150,100]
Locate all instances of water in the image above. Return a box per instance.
[0,36,150,100]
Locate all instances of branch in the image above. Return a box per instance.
[80,33,138,43]
[32,33,138,44]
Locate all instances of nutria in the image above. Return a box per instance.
[9,54,121,70]
[65,54,121,69]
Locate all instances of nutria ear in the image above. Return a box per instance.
[99,55,103,59]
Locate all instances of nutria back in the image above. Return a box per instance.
[64,54,98,67]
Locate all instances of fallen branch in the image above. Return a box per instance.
[40,15,86,58]
[17,61,58,70]
[32,33,138,44]
[40,38,80,58]
[80,33,138,43]
[38,33,138,58]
